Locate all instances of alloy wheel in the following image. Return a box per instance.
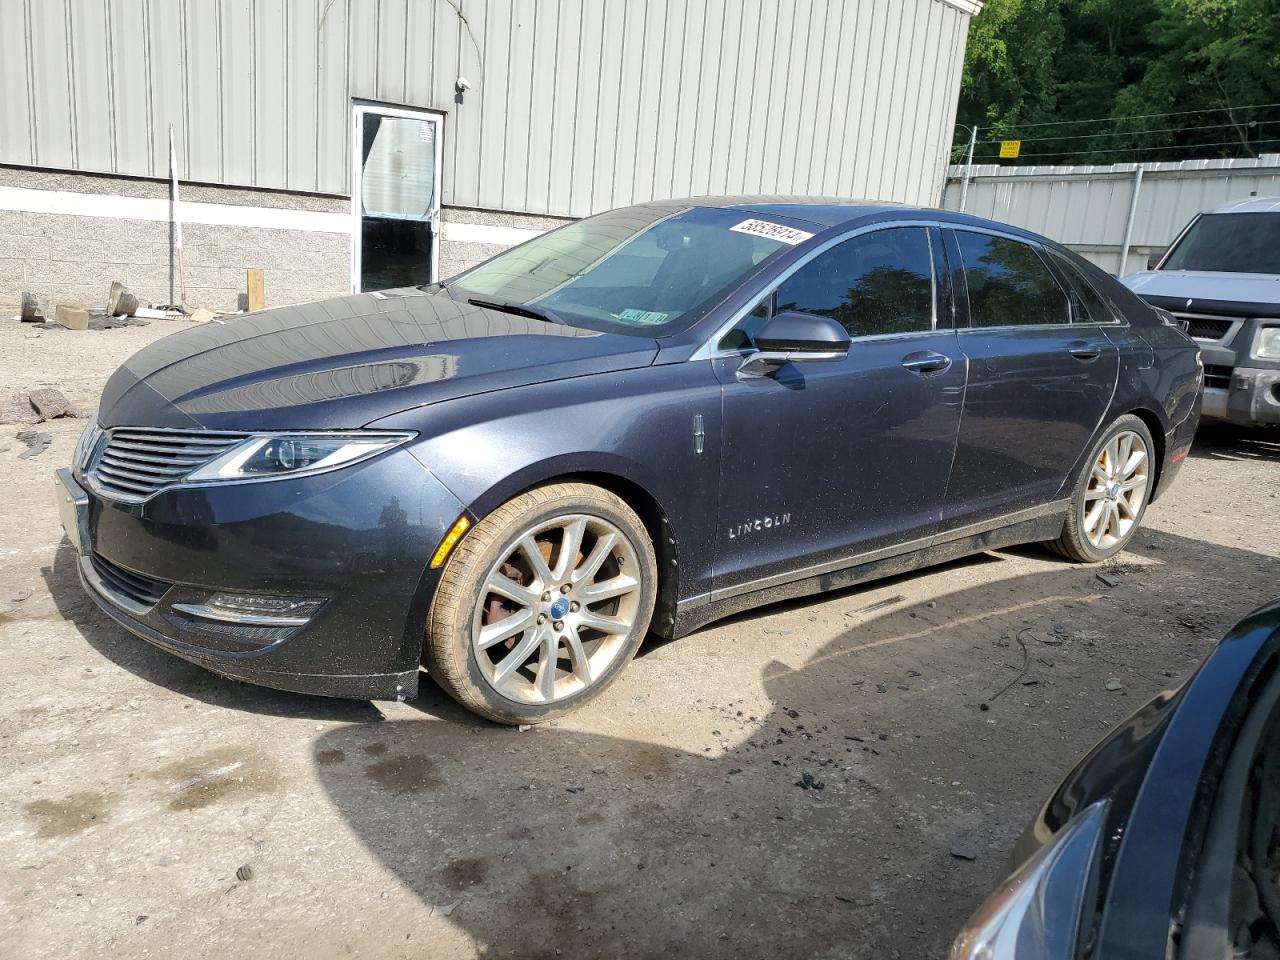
[471,514,643,705]
[1082,429,1150,550]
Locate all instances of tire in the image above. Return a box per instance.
[1049,414,1156,563]
[424,482,658,725]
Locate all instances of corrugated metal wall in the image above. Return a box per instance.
[0,0,973,216]
[940,156,1280,273]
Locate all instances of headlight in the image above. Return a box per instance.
[73,416,104,471]
[185,432,413,482]
[951,801,1107,960]
[1252,325,1280,360]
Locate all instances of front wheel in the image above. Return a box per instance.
[424,482,657,724]
[1050,414,1155,562]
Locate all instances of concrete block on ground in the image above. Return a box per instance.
[54,304,89,330]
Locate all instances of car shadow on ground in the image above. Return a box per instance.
[1191,422,1280,463]
[313,529,1279,960]
[40,540,382,722]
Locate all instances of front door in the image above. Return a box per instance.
[712,226,966,597]
[940,228,1120,531]
[352,103,443,292]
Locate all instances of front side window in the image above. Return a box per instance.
[954,231,1070,327]
[445,206,795,336]
[1161,212,1280,275]
[774,227,935,337]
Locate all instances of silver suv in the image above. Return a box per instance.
[1122,196,1280,426]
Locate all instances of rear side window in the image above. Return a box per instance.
[954,231,1070,327]
[1047,250,1118,324]
[775,227,935,338]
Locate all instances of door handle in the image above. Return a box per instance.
[1067,341,1102,361]
[900,351,952,375]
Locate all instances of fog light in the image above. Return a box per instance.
[171,593,326,626]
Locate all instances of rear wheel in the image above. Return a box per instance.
[1050,414,1155,562]
[425,483,657,724]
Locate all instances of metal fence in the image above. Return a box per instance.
[940,155,1280,275]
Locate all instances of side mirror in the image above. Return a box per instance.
[739,311,851,379]
[1146,249,1166,271]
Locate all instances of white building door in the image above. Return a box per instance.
[351,102,444,292]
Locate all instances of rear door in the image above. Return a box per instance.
[940,228,1119,531]
[711,225,965,597]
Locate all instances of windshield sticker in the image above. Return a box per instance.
[618,308,670,325]
[729,218,814,246]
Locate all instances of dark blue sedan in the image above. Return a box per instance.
[55,197,1202,723]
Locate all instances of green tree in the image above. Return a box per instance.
[954,0,1280,164]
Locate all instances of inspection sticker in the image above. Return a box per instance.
[618,308,670,324]
[729,218,814,245]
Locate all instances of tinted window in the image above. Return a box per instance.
[1162,212,1280,274]
[449,206,792,336]
[1047,250,1117,324]
[955,232,1070,327]
[775,227,935,338]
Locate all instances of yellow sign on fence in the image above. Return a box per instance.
[999,140,1022,159]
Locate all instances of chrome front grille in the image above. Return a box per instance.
[90,428,247,500]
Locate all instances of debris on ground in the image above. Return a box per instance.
[15,430,52,458]
[235,864,254,882]
[949,843,978,861]
[19,292,42,323]
[1096,572,1121,588]
[1105,678,1124,692]
[133,304,188,321]
[859,594,907,614]
[432,899,462,918]
[28,388,74,421]
[795,771,825,791]
[1,389,80,425]
[88,314,150,330]
[107,281,139,318]
[54,305,89,331]
[986,630,1032,704]
[189,307,218,324]
[9,588,32,602]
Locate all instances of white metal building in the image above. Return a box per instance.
[1,0,982,313]
[941,155,1280,274]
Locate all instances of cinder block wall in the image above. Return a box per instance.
[1,166,573,315]
[438,207,571,281]
[0,167,350,314]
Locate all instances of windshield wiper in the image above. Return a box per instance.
[467,298,563,325]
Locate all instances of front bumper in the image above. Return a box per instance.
[57,448,466,700]
[1200,366,1280,426]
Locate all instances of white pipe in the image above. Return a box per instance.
[1118,165,1145,277]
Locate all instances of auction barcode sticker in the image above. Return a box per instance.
[729,218,815,246]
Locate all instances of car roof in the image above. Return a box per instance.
[1210,196,1280,214]
[634,195,907,229]
[632,195,1047,241]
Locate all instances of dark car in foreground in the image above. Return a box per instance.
[55,197,1201,723]
[1122,196,1280,427]
[952,600,1280,960]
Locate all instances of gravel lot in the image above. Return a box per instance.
[2,319,1278,959]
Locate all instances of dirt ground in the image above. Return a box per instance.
[1,318,1278,960]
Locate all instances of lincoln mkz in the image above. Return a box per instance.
[55,198,1201,723]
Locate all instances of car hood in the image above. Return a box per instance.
[98,289,659,430]
[1121,270,1280,312]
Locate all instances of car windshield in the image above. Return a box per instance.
[1162,212,1280,275]
[443,205,802,336]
